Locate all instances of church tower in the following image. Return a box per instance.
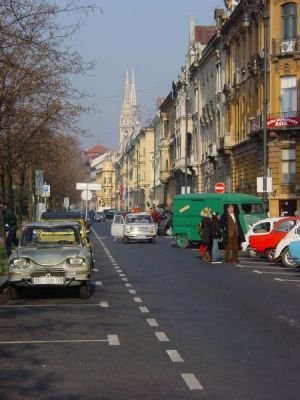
[119,68,140,146]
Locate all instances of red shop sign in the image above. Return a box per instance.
[267,116,300,128]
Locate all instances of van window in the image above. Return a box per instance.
[241,203,264,214]
[253,222,271,233]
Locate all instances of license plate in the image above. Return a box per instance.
[135,236,146,239]
[33,276,64,285]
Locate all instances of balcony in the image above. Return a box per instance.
[249,112,300,134]
[272,37,300,55]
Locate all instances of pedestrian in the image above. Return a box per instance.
[0,199,19,257]
[211,212,222,264]
[199,207,212,262]
[151,205,160,234]
[220,204,245,263]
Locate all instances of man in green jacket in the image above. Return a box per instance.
[0,200,18,257]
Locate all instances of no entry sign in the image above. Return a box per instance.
[215,182,225,193]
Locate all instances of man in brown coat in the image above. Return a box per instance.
[220,204,245,263]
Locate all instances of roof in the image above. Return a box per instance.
[22,221,80,228]
[174,193,263,202]
[41,211,83,220]
[85,144,108,156]
[195,26,215,45]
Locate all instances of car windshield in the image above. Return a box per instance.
[125,215,152,224]
[20,226,81,246]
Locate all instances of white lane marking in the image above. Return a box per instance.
[129,289,137,294]
[155,332,169,342]
[139,306,150,313]
[93,268,99,272]
[253,270,300,276]
[125,283,132,287]
[166,350,184,362]
[122,278,129,282]
[146,318,159,327]
[95,281,103,286]
[274,278,300,282]
[107,335,120,346]
[235,264,291,270]
[181,374,204,391]
[0,337,116,345]
[133,297,142,303]
[100,301,109,308]
[119,273,126,277]
[0,304,101,309]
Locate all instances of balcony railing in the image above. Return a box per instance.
[272,37,300,55]
[249,111,300,133]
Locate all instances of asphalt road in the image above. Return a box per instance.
[0,221,300,400]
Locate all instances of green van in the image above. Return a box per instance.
[172,193,266,248]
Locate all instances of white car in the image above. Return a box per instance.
[111,213,157,243]
[242,218,281,255]
[274,222,300,268]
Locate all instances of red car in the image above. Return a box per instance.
[248,217,300,261]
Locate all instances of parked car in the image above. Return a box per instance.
[111,212,156,243]
[104,209,119,219]
[274,222,300,267]
[94,211,106,222]
[248,217,300,261]
[7,222,93,300]
[241,217,281,255]
[288,240,300,266]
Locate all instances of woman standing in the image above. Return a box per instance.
[200,207,212,262]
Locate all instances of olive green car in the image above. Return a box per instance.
[7,222,92,300]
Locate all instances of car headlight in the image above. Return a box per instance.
[10,258,31,268]
[150,229,155,234]
[67,257,86,266]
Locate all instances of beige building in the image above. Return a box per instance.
[95,152,116,209]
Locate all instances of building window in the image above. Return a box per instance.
[281,148,296,184]
[280,76,297,114]
[281,3,297,40]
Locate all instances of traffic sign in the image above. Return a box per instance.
[215,182,225,193]
[81,190,92,201]
[42,184,50,197]
[76,183,101,191]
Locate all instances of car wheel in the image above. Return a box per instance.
[281,248,299,268]
[8,284,20,300]
[79,283,90,299]
[176,235,189,249]
[123,236,128,244]
[265,248,275,262]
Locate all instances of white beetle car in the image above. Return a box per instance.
[274,222,300,268]
[242,218,281,255]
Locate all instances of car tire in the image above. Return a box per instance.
[123,237,128,244]
[79,283,90,299]
[265,248,275,262]
[8,284,20,300]
[281,248,299,268]
[176,235,189,249]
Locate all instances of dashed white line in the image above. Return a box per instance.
[93,268,99,272]
[146,318,159,327]
[107,335,120,346]
[274,278,300,282]
[100,301,109,308]
[155,332,169,342]
[95,281,103,286]
[133,297,142,303]
[166,350,184,362]
[181,373,204,391]
[119,273,126,277]
[122,278,129,282]
[129,289,137,294]
[253,270,300,276]
[125,283,132,287]
[139,306,150,313]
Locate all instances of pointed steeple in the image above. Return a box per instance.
[122,68,131,111]
[130,69,137,106]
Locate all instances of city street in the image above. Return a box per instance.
[1,221,300,400]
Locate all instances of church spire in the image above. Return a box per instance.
[122,68,131,111]
[130,69,137,106]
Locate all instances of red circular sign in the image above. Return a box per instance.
[215,182,225,193]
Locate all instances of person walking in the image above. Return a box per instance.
[220,204,245,263]
[211,212,222,264]
[0,200,18,257]
[200,207,212,262]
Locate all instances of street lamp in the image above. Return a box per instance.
[243,0,269,202]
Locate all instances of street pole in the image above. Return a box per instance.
[184,92,189,194]
[262,2,269,205]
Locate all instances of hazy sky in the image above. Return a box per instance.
[68,0,222,151]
